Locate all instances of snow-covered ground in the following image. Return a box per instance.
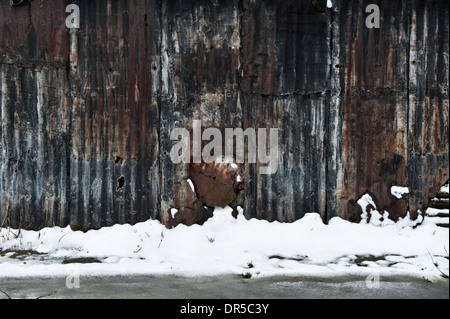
[0,204,448,281]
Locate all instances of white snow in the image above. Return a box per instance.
[187,178,195,193]
[357,193,380,225]
[170,208,179,219]
[357,191,424,227]
[0,206,448,280]
[439,183,449,194]
[357,193,377,214]
[327,0,333,8]
[391,186,410,199]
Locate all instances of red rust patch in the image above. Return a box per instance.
[166,161,244,228]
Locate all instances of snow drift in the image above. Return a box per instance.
[0,205,448,280]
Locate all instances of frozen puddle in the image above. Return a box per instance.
[0,274,448,299]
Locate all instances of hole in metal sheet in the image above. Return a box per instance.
[116,176,125,191]
[114,156,123,164]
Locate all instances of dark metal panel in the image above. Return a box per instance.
[238,93,328,223]
[337,0,411,221]
[406,0,449,216]
[67,0,161,229]
[159,0,243,226]
[238,0,331,223]
[241,0,330,96]
[334,0,448,221]
[0,0,70,229]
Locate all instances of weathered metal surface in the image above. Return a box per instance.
[0,0,448,230]
[336,0,449,221]
[1,0,162,230]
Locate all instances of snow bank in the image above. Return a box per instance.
[391,186,409,199]
[0,207,448,279]
[439,183,449,194]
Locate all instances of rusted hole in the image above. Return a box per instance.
[114,156,123,164]
[116,176,125,191]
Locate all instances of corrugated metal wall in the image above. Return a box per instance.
[0,0,448,230]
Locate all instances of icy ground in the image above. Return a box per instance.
[0,202,448,281]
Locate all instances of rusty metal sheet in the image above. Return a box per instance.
[336,0,449,221]
[0,0,448,230]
